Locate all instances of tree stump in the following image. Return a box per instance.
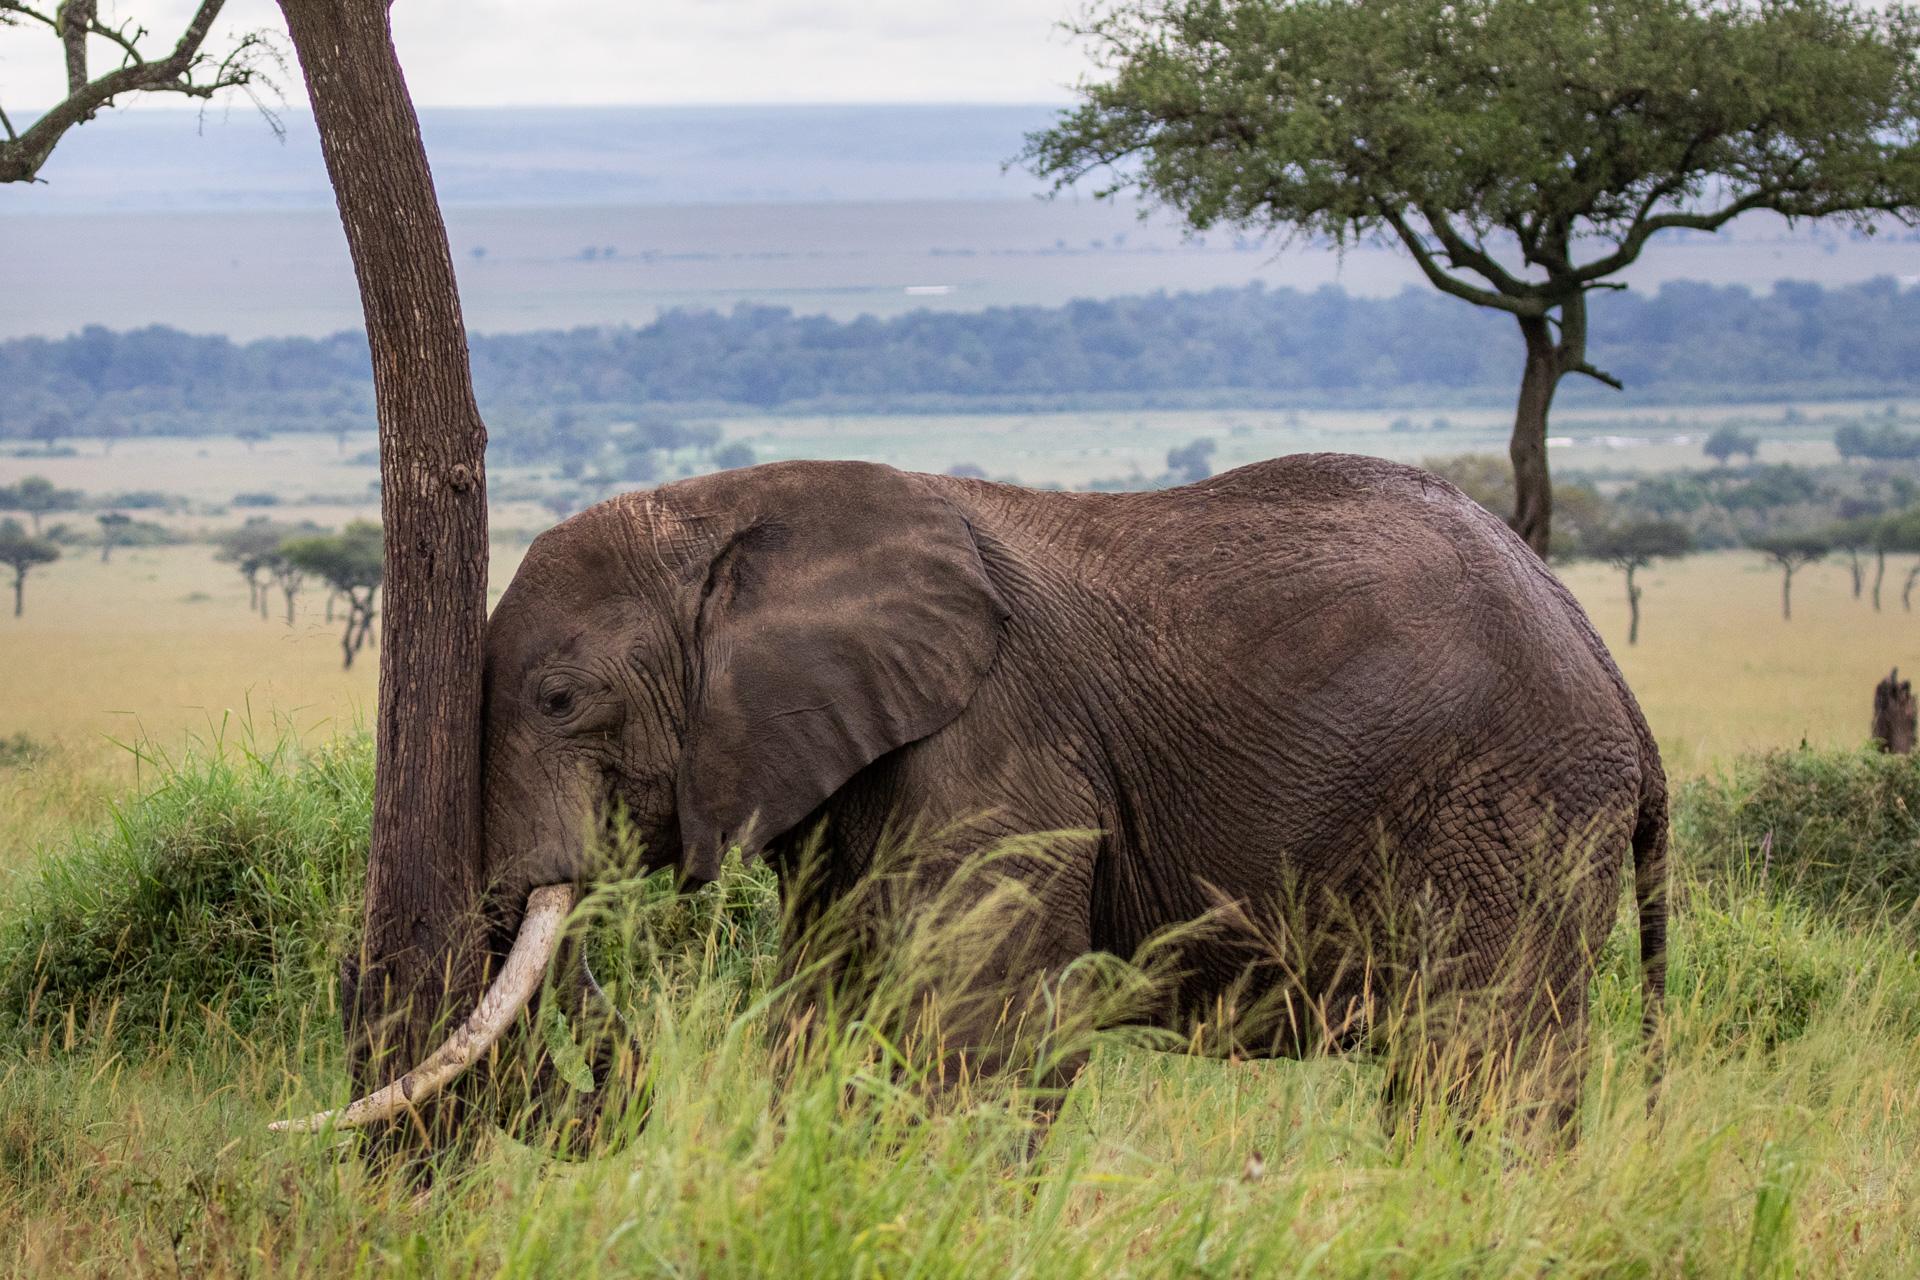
[1872,668,1917,754]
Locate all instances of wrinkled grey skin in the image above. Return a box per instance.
[481,455,1666,1124]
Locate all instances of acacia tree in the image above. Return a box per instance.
[1750,531,1830,620]
[96,510,129,562]
[0,1,277,183]
[1590,520,1693,644]
[1024,0,1920,555]
[282,522,381,664]
[0,475,82,534]
[0,517,59,616]
[275,0,494,1161]
[1876,509,1920,610]
[215,518,286,616]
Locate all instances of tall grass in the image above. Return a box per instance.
[0,738,1917,1276]
[0,727,370,1046]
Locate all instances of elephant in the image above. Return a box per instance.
[275,453,1666,1139]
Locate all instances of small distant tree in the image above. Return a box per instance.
[1704,426,1761,466]
[0,475,83,534]
[1166,438,1217,485]
[30,410,71,452]
[712,442,756,471]
[282,521,383,668]
[214,518,288,617]
[268,553,304,626]
[96,511,130,563]
[1749,532,1831,621]
[236,426,270,452]
[1590,520,1693,645]
[1825,515,1880,599]
[1423,453,1516,519]
[0,518,59,617]
[1875,509,1920,611]
[97,418,128,457]
[1835,422,1920,460]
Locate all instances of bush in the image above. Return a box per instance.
[0,733,372,1044]
[1674,744,1920,912]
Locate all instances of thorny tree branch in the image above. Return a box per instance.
[0,0,285,183]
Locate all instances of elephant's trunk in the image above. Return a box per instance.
[270,884,575,1134]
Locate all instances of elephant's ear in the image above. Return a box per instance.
[676,467,1008,883]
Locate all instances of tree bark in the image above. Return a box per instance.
[1508,315,1560,558]
[278,0,490,1161]
[1625,563,1642,645]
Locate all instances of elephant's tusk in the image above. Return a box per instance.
[269,883,576,1135]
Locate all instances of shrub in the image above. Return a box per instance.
[0,733,372,1045]
[1674,745,1920,912]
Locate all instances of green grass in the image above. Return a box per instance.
[0,737,1917,1276]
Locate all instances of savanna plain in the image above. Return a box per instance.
[3,437,1920,1277]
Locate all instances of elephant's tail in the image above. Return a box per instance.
[1631,771,1669,1046]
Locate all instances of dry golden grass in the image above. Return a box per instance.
[1559,550,1915,774]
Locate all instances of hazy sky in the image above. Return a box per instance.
[0,0,1092,110]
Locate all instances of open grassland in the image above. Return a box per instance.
[1,475,1915,1275]
[0,734,1916,1276]
[0,539,1906,789]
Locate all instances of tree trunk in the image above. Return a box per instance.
[279,0,491,1161]
[1782,564,1795,620]
[1625,564,1642,645]
[1508,315,1560,558]
[1875,548,1885,611]
[1873,668,1917,754]
[11,568,21,617]
[1848,549,1863,598]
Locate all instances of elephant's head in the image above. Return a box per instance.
[274,462,1008,1137]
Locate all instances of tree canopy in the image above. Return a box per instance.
[1024,0,1920,553]
[0,516,59,616]
[282,520,383,668]
[0,1,277,184]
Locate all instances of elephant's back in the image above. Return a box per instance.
[979,451,1653,821]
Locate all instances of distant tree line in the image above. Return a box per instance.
[11,279,1920,458]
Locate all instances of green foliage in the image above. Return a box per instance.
[1748,530,1831,563]
[1676,744,1920,913]
[1624,471,1713,518]
[0,517,60,614]
[279,521,383,595]
[2,733,1920,1270]
[1706,425,1762,464]
[1418,452,1610,551]
[1591,519,1695,567]
[1722,464,1826,512]
[0,475,81,530]
[1874,506,1920,551]
[1028,0,1920,259]
[0,733,372,1043]
[1836,421,1920,459]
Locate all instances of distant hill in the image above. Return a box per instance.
[0,104,1064,216]
[4,278,1919,463]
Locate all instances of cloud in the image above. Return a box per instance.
[0,0,1092,110]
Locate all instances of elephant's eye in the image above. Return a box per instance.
[541,686,575,717]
